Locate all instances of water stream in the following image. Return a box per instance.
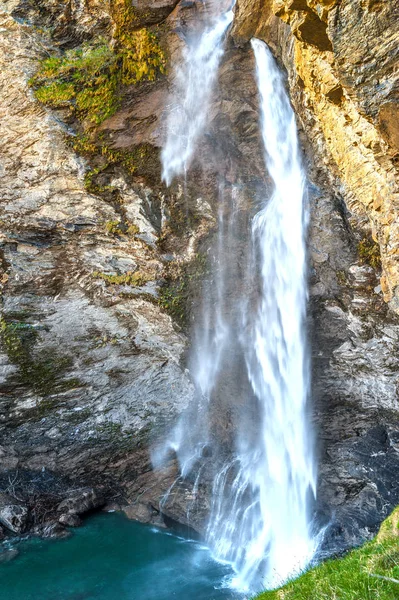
[160,5,317,592]
[161,6,234,185]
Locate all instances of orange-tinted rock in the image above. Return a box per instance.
[378,101,399,156]
[131,0,179,26]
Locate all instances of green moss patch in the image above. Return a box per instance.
[29,40,119,125]
[29,30,165,126]
[92,270,153,287]
[255,507,399,600]
[0,317,81,396]
[358,237,382,270]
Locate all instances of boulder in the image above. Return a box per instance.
[57,488,105,515]
[39,523,71,540]
[58,513,82,527]
[0,493,28,534]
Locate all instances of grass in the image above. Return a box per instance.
[255,507,399,600]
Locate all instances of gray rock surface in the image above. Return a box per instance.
[0,0,194,532]
[57,488,104,515]
[0,493,29,533]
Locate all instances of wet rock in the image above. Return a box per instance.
[0,493,28,534]
[38,522,71,540]
[57,488,105,515]
[58,513,82,528]
[123,503,154,524]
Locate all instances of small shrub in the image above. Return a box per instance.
[358,237,381,269]
[104,220,123,235]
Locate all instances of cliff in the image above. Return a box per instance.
[0,0,398,553]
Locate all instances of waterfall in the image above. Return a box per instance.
[158,6,317,590]
[161,7,234,186]
[206,39,317,590]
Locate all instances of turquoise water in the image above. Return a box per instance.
[0,513,242,600]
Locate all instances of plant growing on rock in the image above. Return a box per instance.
[159,253,209,327]
[29,29,166,126]
[92,270,152,287]
[0,317,80,397]
[104,220,123,235]
[358,237,382,270]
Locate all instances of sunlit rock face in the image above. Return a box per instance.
[233,0,399,312]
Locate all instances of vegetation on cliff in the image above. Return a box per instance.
[29,29,166,126]
[0,316,80,398]
[256,507,399,600]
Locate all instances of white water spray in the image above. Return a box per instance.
[206,39,317,590]
[161,8,234,185]
[158,11,317,591]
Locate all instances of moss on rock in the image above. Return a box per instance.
[92,270,153,287]
[29,29,165,126]
[0,316,80,396]
[358,237,382,270]
[159,253,209,328]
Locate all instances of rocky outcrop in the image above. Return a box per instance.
[233,0,399,313]
[0,0,197,534]
[0,493,28,533]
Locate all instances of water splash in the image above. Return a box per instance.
[161,8,234,185]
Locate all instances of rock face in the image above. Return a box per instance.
[0,0,399,560]
[0,0,195,528]
[234,0,399,312]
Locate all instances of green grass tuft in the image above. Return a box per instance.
[255,507,399,600]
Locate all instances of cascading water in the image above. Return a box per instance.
[206,39,317,590]
[161,5,234,186]
[158,4,317,591]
